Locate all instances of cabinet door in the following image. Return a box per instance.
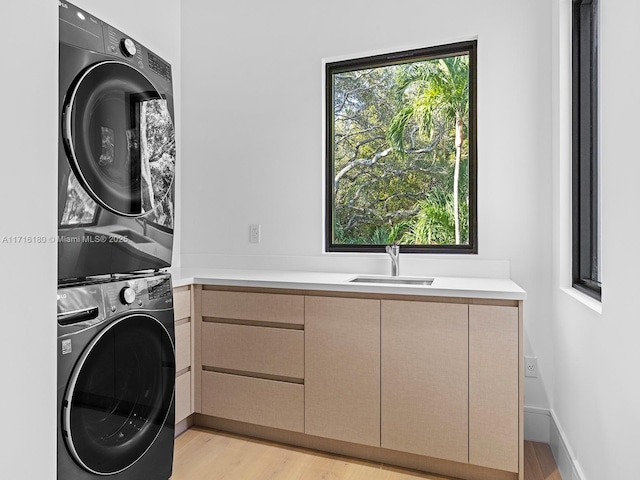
[381,300,468,463]
[469,305,519,473]
[305,296,380,447]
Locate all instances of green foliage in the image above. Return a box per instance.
[400,190,469,245]
[332,52,471,247]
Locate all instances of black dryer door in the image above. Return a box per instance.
[63,61,175,217]
[62,314,175,475]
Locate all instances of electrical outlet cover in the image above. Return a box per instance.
[525,356,538,378]
[249,224,260,243]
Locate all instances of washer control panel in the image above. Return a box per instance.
[102,273,173,316]
[58,273,173,334]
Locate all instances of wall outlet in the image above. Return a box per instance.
[249,224,260,243]
[525,356,538,378]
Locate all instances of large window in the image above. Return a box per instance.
[572,0,601,300]
[325,41,477,254]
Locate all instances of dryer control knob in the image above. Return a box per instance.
[120,38,137,57]
[120,287,136,305]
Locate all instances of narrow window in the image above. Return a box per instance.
[572,0,601,300]
[325,41,477,254]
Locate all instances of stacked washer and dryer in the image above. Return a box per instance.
[57,3,177,479]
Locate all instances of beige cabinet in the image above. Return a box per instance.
[304,296,381,447]
[199,289,305,432]
[469,305,520,473]
[381,300,469,463]
[187,284,523,480]
[173,287,193,424]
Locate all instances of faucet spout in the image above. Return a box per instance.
[385,245,400,276]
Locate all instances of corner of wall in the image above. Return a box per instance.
[522,406,587,480]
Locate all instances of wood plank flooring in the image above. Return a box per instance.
[524,441,562,480]
[172,427,561,480]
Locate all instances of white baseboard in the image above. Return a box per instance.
[524,405,551,443]
[524,405,586,480]
[549,409,587,480]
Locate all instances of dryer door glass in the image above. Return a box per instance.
[64,315,175,475]
[64,61,175,218]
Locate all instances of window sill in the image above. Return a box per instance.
[561,286,602,314]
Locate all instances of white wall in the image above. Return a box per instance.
[0,2,179,477]
[550,0,640,479]
[181,0,554,410]
[2,2,57,477]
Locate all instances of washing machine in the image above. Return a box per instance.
[58,1,176,282]
[57,272,175,479]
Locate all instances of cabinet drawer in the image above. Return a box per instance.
[175,371,191,423]
[174,290,191,321]
[202,290,304,325]
[201,371,304,432]
[202,322,304,379]
[175,322,191,372]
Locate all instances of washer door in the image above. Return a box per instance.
[63,61,175,217]
[63,314,175,475]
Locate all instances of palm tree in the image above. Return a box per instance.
[388,55,469,244]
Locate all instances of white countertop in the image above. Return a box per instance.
[168,267,526,301]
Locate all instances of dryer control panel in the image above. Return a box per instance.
[104,24,145,70]
[58,1,104,53]
[102,24,172,84]
[59,1,173,90]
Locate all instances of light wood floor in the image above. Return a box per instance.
[172,427,561,480]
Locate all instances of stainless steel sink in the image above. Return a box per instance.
[348,276,434,286]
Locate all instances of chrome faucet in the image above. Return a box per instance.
[385,245,400,276]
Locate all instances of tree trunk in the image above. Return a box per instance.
[453,114,463,244]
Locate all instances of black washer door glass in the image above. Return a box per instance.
[66,62,175,217]
[65,315,175,474]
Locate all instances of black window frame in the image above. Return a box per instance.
[325,41,478,254]
[572,0,601,300]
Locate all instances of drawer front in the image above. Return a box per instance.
[202,290,304,325]
[175,322,191,372]
[175,371,191,423]
[174,290,191,321]
[201,371,304,432]
[202,323,304,379]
